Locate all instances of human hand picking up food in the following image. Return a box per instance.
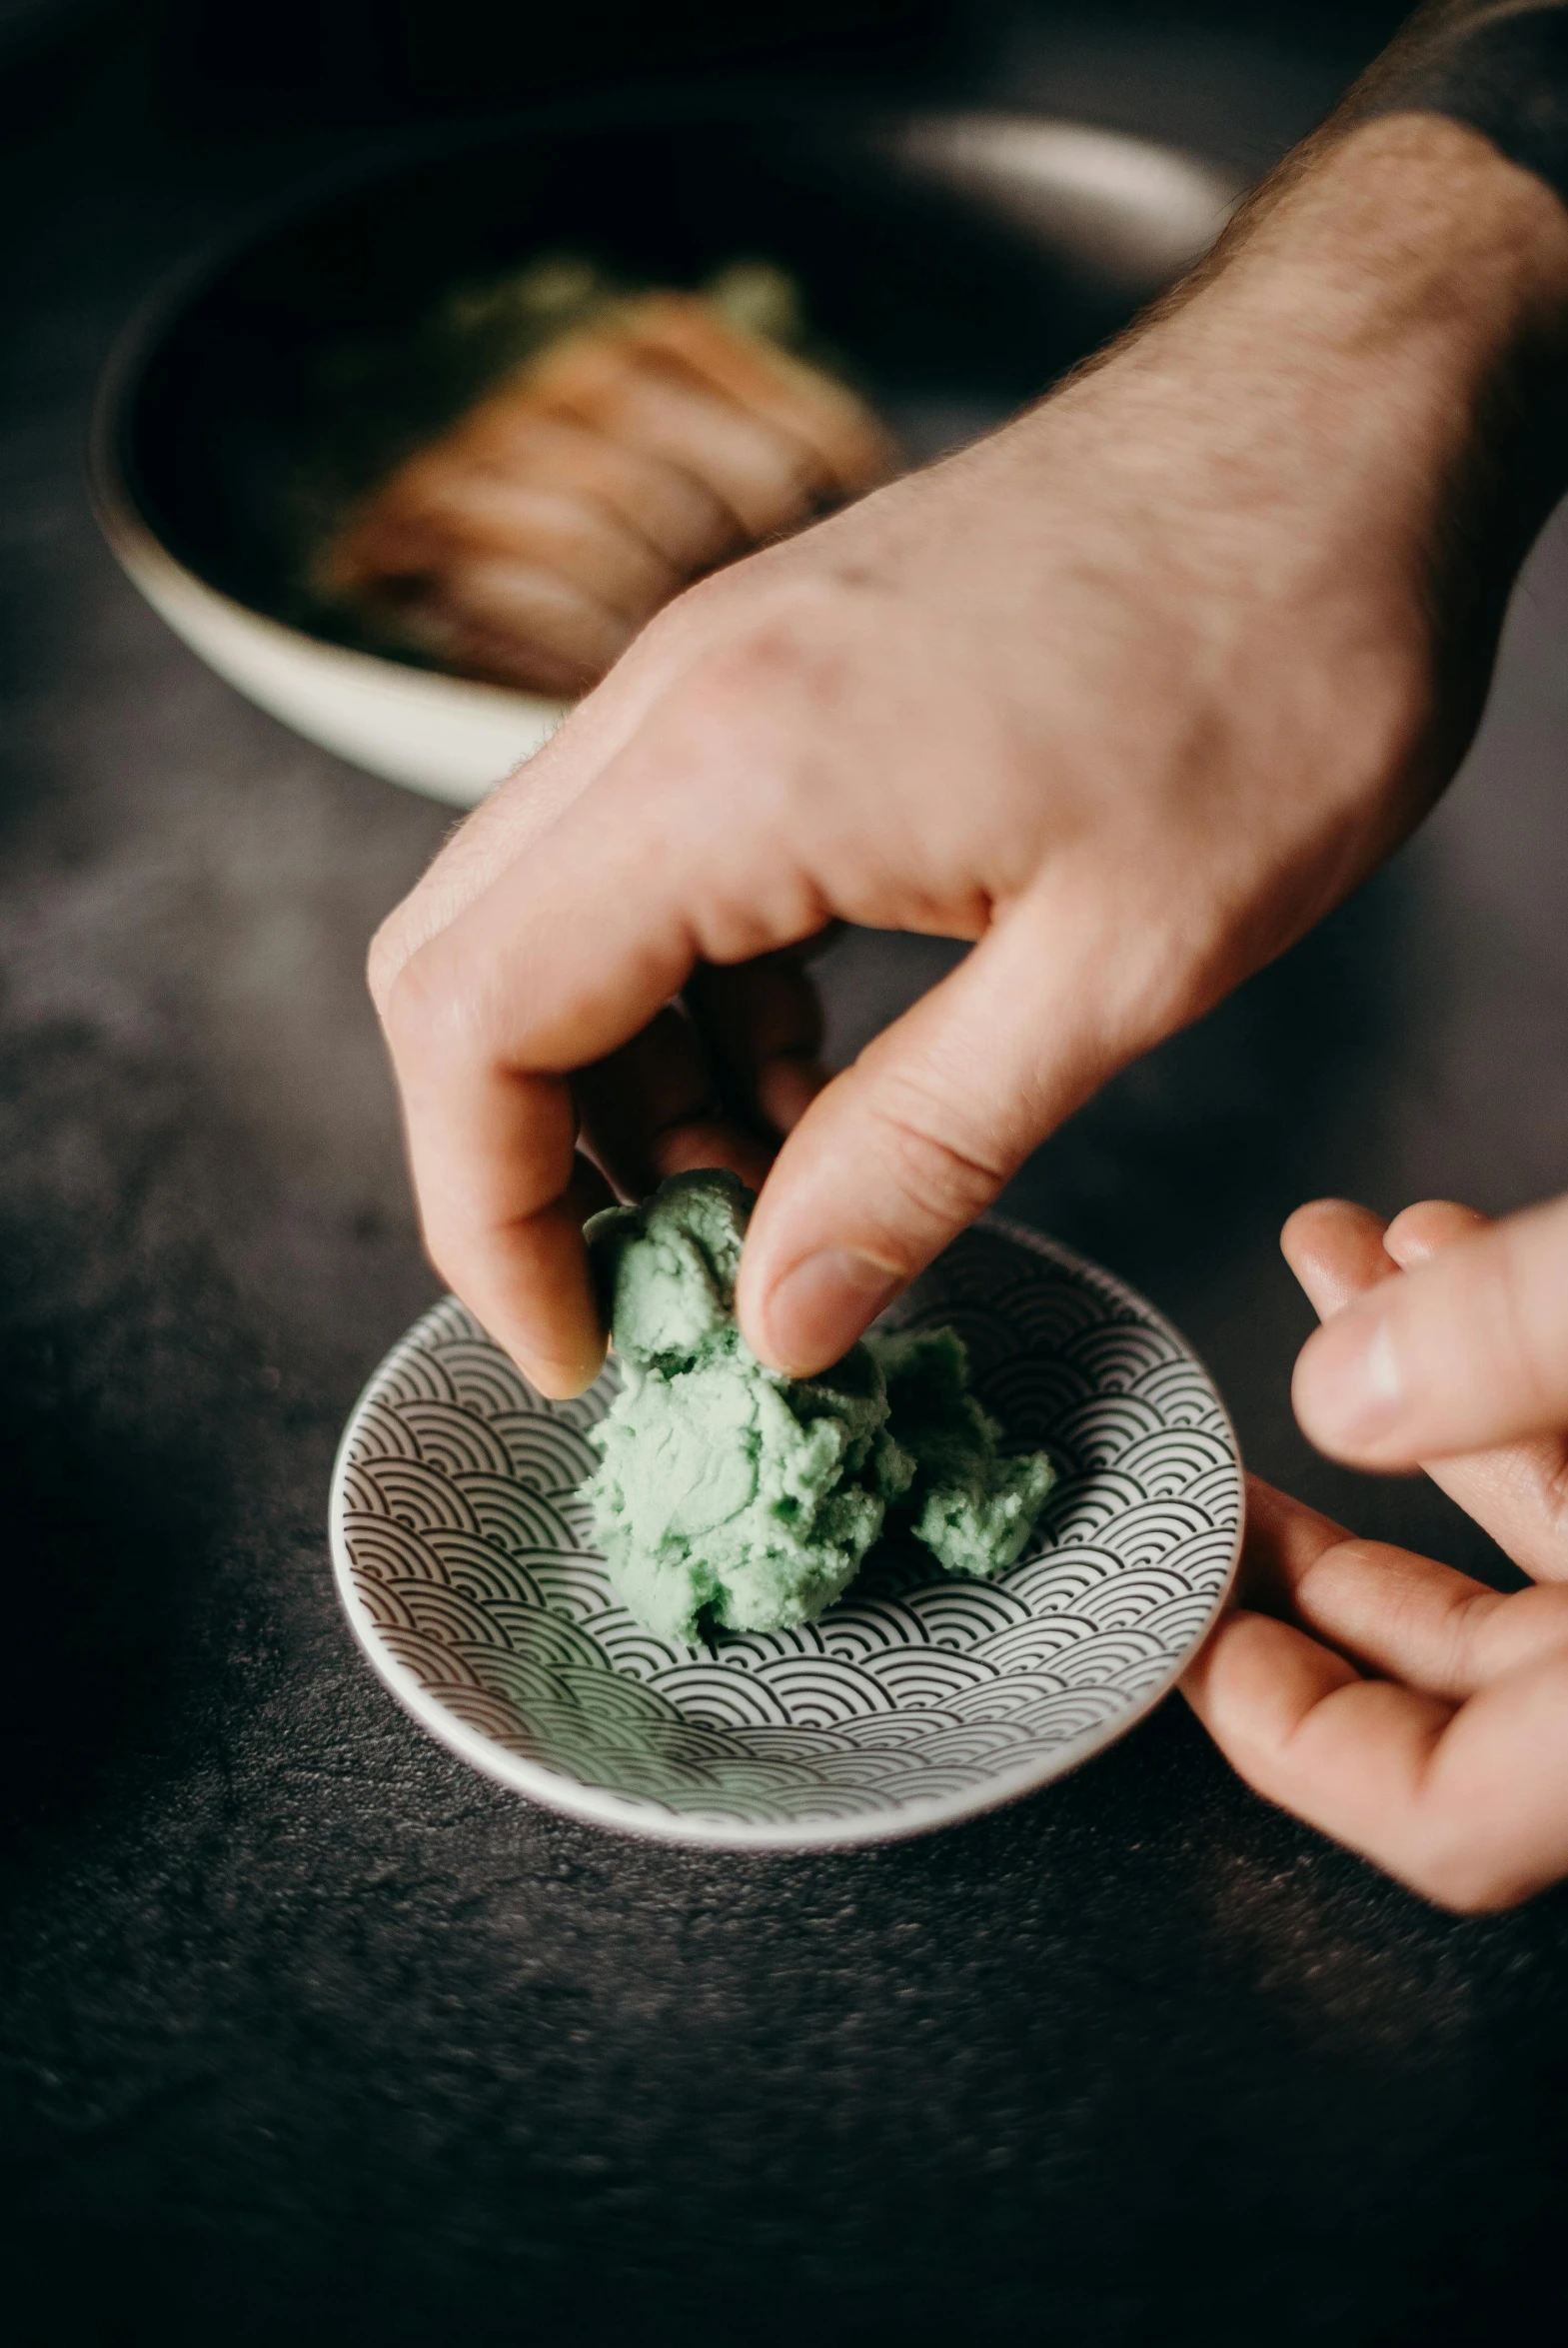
[370,107,1568,1400]
[1185,1195,1568,1912]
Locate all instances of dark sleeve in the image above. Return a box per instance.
[1362,5,1568,208]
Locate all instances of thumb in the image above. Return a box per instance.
[737,897,1123,1372]
[1292,1189,1568,1466]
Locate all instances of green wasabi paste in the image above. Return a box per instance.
[582,1171,1056,1646]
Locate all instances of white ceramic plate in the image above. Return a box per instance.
[329,1219,1243,1848]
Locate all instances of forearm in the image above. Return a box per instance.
[1257,0,1568,487]
[1350,0,1568,191]
[1187,113,1568,594]
[1039,55,1568,749]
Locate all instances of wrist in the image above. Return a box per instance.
[1023,112,1568,676]
[1221,112,1568,409]
[1172,115,1568,558]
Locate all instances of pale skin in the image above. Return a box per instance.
[370,102,1568,1902]
[1187,1196,1568,1914]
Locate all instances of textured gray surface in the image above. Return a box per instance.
[5,22,1568,2348]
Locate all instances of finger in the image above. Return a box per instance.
[1237,1476,1568,1700]
[1231,1472,1353,1618]
[685,956,830,1138]
[393,1023,604,1398]
[1292,1188,1568,1467]
[1287,1196,1568,1578]
[395,1030,611,1401]
[574,1007,776,1199]
[1184,1594,1568,1910]
[737,885,1133,1374]
[380,737,737,1393]
[367,596,704,1010]
[1388,1201,1568,1580]
[384,722,1133,1392]
[1280,1197,1397,1318]
[1380,1195,1489,1268]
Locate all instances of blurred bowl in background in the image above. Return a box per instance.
[90,98,1236,808]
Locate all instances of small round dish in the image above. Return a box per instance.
[329,1220,1242,1848]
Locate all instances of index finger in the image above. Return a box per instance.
[382,747,713,1393]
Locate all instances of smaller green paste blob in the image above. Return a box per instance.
[583,1172,1056,1645]
[864,1326,1059,1581]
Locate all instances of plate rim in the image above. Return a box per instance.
[327,1215,1245,1850]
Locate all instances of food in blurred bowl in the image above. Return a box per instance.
[318,259,896,695]
[91,106,1236,805]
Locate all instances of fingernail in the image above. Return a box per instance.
[762,1248,901,1373]
[1294,1307,1404,1453]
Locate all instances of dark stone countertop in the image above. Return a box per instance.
[4,19,1567,2347]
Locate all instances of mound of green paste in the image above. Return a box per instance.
[582,1171,1056,1646]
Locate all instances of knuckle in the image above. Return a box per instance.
[1527,1582,1568,1645]
[635,580,885,824]
[1426,1581,1497,1701]
[860,1078,1006,1241]
[636,648,805,819]
[380,938,465,1069]
[428,1228,494,1314]
[626,629,853,964]
[682,640,804,748]
[690,586,864,730]
[415,1175,488,1278]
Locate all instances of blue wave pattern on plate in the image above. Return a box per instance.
[334,1223,1242,1831]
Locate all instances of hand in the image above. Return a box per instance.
[1184,1197,1568,1911]
[370,114,1568,1399]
